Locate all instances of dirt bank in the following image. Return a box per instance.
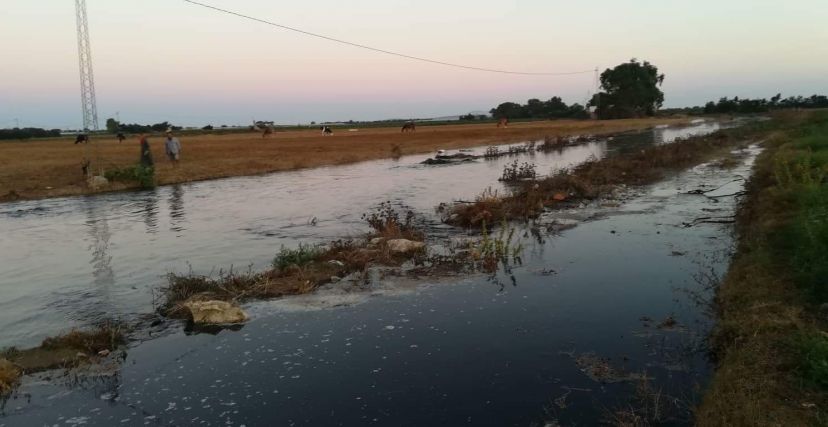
[0,118,688,202]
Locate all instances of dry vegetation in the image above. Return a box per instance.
[0,118,688,202]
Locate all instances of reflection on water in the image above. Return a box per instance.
[168,185,186,233]
[0,121,730,348]
[84,203,114,290]
[139,190,159,234]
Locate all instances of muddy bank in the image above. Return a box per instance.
[0,325,125,398]
[0,118,692,202]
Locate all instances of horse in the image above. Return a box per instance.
[321,126,333,136]
[497,118,509,128]
[74,134,89,144]
[401,122,416,133]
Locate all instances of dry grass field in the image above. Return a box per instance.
[0,118,689,201]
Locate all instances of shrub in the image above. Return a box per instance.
[104,165,155,189]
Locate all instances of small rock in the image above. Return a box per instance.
[183,300,248,325]
[330,276,341,283]
[369,237,384,246]
[76,352,88,358]
[97,349,111,357]
[386,239,426,254]
[327,260,345,267]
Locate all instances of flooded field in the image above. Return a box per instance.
[0,120,753,425]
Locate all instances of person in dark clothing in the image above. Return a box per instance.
[139,134,153,167]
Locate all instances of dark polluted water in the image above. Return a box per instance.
[0,121,723,349]
[0,121,753,426]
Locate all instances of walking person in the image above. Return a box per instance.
[164,131,181,166]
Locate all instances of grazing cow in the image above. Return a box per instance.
[401,122,416,133]
[74,134,89,144]
[497,118,509,128]
[321,126,333,136]
[116,132,126,143]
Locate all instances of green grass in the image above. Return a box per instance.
[104,165,156,189]
[768,115,828,304]
[698,110,828,425]
[798,334,828,390]
[272,244,324,271]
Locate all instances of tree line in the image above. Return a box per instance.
[0,128,62,140]
[105,118,182,133]
[489,97,589,120]
[702,94,828,114]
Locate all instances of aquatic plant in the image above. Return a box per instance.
[473,220,523,274]
[499,160,537,182]
[362,201,423,241]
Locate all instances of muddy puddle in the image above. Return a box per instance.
[0,120,755,425]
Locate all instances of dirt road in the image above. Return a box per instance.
[0,118,688,201]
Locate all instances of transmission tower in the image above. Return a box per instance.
[75,0,99,131]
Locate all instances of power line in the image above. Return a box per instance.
[182,0,594,76]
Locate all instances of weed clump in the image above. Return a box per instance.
[471,221,523,274]
[362,201,423,241]
[273,244,324,271]
[499,160,537,182]
[0,359,20,396]
[40,322,125,355]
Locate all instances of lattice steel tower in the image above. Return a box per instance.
[75,0,98,131]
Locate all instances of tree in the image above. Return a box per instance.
[588,59,665,119]
[490,102,525,120]
[105,118,120,133]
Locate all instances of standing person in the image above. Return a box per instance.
[139,133,153,167]
[164,131,181,166]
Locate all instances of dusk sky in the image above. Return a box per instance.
[2,0,826,129]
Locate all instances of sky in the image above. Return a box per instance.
[1,0,827,129]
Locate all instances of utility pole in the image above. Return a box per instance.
[75,0,99,131]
